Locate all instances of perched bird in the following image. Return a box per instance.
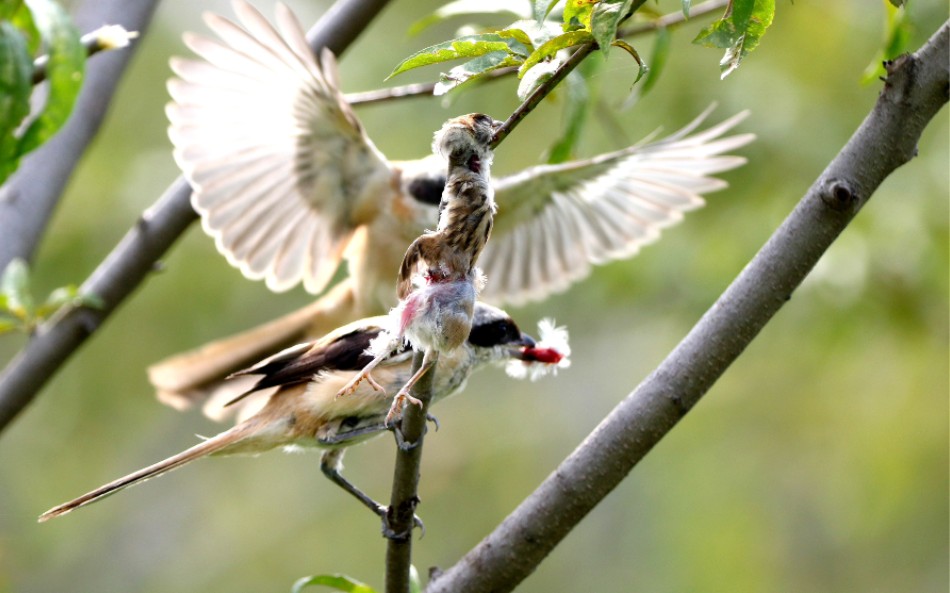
[150,0,754,408]
[38,303,571,523]
[338,113,501,422]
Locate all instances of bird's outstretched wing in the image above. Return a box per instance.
[167,0,392,294]
[480,107,755,305]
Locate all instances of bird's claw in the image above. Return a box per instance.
[391,423,424,451]
[381,506,426,541]
[336,370,384,398]
[383,391,423,425]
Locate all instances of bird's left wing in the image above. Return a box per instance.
[479,107,755,305]
[167,1,393,295]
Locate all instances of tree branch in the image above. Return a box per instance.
[0,0,396,434]
[427,21,949,593]
[347,0,729,108]
[491,43,595,148]
[0,0,160,272]
[385,352,436,593]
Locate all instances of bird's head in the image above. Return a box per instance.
[433,113,503,173]
[468,303,570,380]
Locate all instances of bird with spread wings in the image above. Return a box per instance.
[149,0,754,410]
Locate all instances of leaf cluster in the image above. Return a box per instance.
[692,0,775,78]
[0,259,102,335]
[0,0,85,185]
[389,0,653,100]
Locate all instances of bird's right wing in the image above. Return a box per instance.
[167,0,393,295]
[480,108,755,305]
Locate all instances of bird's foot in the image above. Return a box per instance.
[336,370,384,398]
[383,390,423,425]
[381,500,426,541]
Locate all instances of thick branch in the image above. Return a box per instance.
[427,21,949,593]
[385,352,436,593]
[0,0,395,433]
[0,0,160,271]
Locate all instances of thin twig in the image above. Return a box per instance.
[426,21,950,593]
[616,0,728,37]
[346,0,728,107]
[385,352,436,593]
[32,25,139,85]
[491,42,595,149]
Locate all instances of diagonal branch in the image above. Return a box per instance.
[0,0,160,272]
[426,21,949,593]
[0,0,396,434]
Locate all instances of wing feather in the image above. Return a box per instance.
[168,0,392,294]
[480,108,754,305]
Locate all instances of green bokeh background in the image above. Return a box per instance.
[1,1,947,592]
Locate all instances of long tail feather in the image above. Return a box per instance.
[38,424,254,522]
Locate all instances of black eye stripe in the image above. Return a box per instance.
[468,318,521,347]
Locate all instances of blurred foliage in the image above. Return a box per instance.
[693,0,775,78]
[0,258,102,336]
[861,0,913,83]
[0,1,946,593]
[0,0,85,185]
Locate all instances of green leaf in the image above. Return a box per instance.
[0,20,33,184]
[562,0,595,31]
[388,33,530,79]
[77,290,105,310]
[435,50,523,95]
[518,30,593,77]
[408,0,526,36]
[35,284,79,317]
[623,25,670,107]
[693,0,775,78]
[408,565,422,593]
[611,39,646,83]
[861,1,912,84]
[17,0,85,154]
[291,574,378,593]
[590,0,632,54]
[533,0,560,23]
[517,59,561,101]
[682,0,692,18]
[509,18,563,48]
[2,258,34,319]
[0,316,19,335]
[497,27,534,51]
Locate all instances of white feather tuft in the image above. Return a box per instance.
[506,319,571,381]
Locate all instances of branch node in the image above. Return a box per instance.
[819,178,859,212]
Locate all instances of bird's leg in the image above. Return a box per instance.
[336,352,387,397]
[384,350,438,426]
[319,449,425,539]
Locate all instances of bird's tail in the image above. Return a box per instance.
[148,279,354,412]
[38,423,257,522]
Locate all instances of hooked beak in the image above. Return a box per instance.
[508,332,536,360]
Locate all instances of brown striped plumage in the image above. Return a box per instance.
[396,114,500,299]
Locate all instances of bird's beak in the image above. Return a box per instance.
[491,119,505,133]
[508,332,536,360]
